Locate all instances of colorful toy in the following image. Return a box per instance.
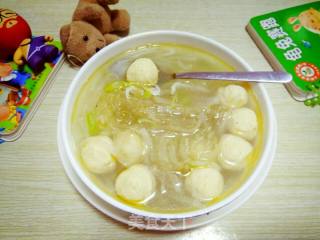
[0,9,64,142]
[288,8,320,34]
[0,42,63,141]
[1,62,31,90]
[13,35,59,74]
[0,88,23,129]
[0,62,13,77]
[60,0,130,66]
[0,104,10,121]
[7,88,31,107]
[0,70,30,90]
[0,63,31,113]
[0,8,32,61]
[0,8,59,75]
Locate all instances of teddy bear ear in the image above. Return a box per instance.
[60,24,71,48]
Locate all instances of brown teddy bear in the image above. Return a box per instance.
[60,0,130,66]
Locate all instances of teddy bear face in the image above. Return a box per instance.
[60,21,106,66]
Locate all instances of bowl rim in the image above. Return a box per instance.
[60,30,276,219]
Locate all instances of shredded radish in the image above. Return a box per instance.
[151,85,161,96]
[170,82,209,95]
[125,86,136,99]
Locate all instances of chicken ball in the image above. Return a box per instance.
[81,136,116,174]
[113,130,145,167]
[115,164,156,202]
[185,167,224,201]
[126,58,159,85]
[227,107,258,141]
[218,134,253,171]
[217,84,248,108]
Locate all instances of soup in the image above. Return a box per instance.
[72,43,263,213]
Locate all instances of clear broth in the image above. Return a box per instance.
[72,43,264,213]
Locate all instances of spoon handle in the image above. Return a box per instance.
[174,71,292,83]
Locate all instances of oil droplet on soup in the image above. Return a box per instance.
[72,43,264,214]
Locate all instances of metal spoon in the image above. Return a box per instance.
[160,71,292,83]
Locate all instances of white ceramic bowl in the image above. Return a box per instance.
[58,30,277,230]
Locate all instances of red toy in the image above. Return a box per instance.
[0,8,32,61]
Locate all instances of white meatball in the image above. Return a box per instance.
[185,167,224,201]
[113,130,145,167]
[126,58,159,85]
[115,164,156,202]
[80,136,116,174]
[227,107,258,141]
[217,84,248,108]
[218,134,253,171]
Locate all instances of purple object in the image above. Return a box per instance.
[26,36,59,74]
